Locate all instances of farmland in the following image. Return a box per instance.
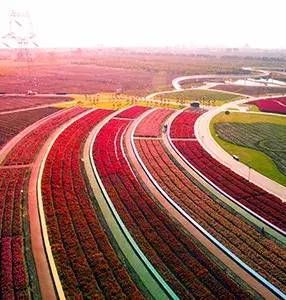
[0,107,60,149]
[93,117,253,299]
[0,96,71,112]
[1,48,285,96]
[0,48,286,299]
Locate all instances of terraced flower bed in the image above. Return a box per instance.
[135,108,173,137]
[41,110,142,298]
[170,110,203,138]
[135,139,286,293]
[0,168,37,299]
[0,107,60,150]
[249,97,286,114]
[93,118,252,299]
[3,107,85,166]
[174,139,286,231]
[215,122,286,176]
[0,96,71,113]
[116,105,150,119]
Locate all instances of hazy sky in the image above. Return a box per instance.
[0,0,285,49]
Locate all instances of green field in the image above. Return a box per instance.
[210,112,286,186]
[155,89,241,106]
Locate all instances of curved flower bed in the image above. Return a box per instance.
[174,140,286,231]
[0,107,60,150]
[249,97,286,114]
[136,138,286,293]
[41,109,142,298]
[0,168,32,299]
[170,110,204,138]
[135,108,173,137]
[3,107,85,166]
[171,110,286,231]
[93,118,252,299]
[116,105,150,119]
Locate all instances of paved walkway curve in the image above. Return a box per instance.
[171,68,270,91]
[146,71,286,201]
[194,96,286,202]
[124,108,285,300]
[83,106,178,300]
[0,107,80,299]
[164,109,286,242]
[33,109,96,299]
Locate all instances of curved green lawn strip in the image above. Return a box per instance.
[84,113,178,300]
[210,112,286,186]
[215,122,286,176]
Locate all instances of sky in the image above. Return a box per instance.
[0,0,286,49]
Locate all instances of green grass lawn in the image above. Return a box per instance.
[155,89,241,106]
[210,112,286,186]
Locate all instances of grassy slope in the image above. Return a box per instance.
[210,112,286,186]
[156,89,241,106]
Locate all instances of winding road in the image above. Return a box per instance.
[145,68,286,202]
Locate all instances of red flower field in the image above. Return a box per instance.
[0,107,60,150]
[0,96,71,112]
[135,108,173,137]
[93,117,252,299]
[0,168,31,299]
[3,107,85,165]
[170,110,204,138]
[41,109,142,298]
[174,140,286,231]
[135,138,286,293]
[249,97,286,114]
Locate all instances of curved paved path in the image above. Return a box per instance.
[32,109,95,299]
[0,109,75,299]
[164,109,285,242]
[194,97,286,201]
[146,69,286,202]
[124,108,282,299]
[83,106,178,299]
[172,68,270,91]
[0,107,91,299]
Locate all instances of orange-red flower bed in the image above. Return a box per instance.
[42,110,142,298]
[3,107,85,166]
[136,138,286,293]
[93,117,251,299]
